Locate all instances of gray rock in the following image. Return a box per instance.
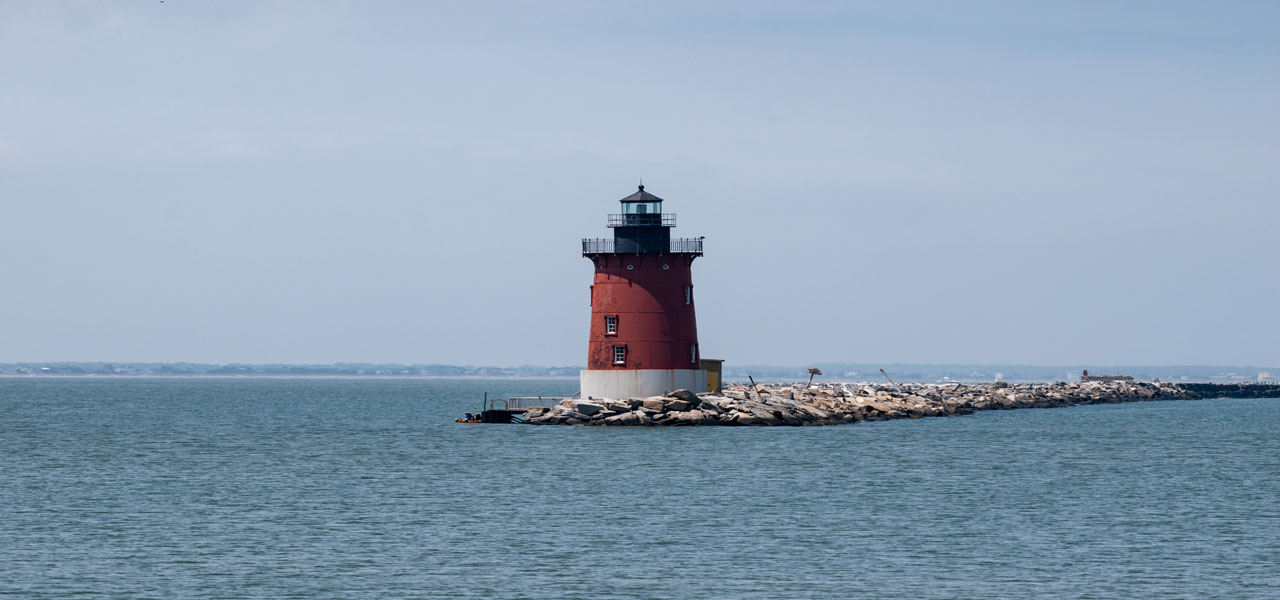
[550,405,590,420]
[670,410,704,423]
[773,409,805,425]
[664,398,692,411]
[669,389,698,402]
[604,411,640,426]
[697,398,724,413]
[573,401,605,416]
[796,405,830,419]
[604,400,631,413]
[748,406,776,421]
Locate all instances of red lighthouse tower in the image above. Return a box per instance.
[580,185,706,399]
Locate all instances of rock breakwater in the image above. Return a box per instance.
[524,381,1279,426]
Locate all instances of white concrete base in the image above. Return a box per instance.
[580,369,707,400]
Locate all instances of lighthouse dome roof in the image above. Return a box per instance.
[619,185,663,203]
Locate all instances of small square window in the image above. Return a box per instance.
[605,315,617,335]
[613,345,626,364]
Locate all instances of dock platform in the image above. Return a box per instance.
[477,395,564,424]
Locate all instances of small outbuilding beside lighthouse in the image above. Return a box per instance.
[580,185,707,400]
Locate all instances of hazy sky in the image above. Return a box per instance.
[2,1,1277,366]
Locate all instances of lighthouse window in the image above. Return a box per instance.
[622,202,660,215]
[605,315,617,335]
[691,344,698,364]
[613,345,626,365]
[685,286,692,305]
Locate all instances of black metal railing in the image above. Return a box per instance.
[490,396,562,411]
[582,238,704,255]
[607,213,677,228]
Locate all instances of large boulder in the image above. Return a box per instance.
[664,398,692,411]
[668,389,698,402]
[550,405,589,419]
[573,401,605,416]
[795,404,830,419]
[526,412,555,425]
[864,402,894,414]
[669,410,706,424]
[747,406,777,421]
[698,397,724,413]
[641,398,666,411]
[603,411,640,426]
[604,400,631,413]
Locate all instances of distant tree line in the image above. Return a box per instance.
[1,362,1272,383]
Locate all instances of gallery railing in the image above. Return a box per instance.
[606,213,677,227]
[582,238,704,255]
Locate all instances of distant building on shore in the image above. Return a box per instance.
[1080,369,1135,382]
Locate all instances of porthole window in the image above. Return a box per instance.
[626,264,634,270]
[662,264,670,270]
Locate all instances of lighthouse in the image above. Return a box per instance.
[580,185,706,400]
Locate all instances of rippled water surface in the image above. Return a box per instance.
[2,378,1277,599]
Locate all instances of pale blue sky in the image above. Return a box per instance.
[1,1,1276,366]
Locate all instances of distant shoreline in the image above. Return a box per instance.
[0,374,581,380]
[0,373,1271,384]
[2,362,1274,383]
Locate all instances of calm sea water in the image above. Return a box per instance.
[1,378,1276,599]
